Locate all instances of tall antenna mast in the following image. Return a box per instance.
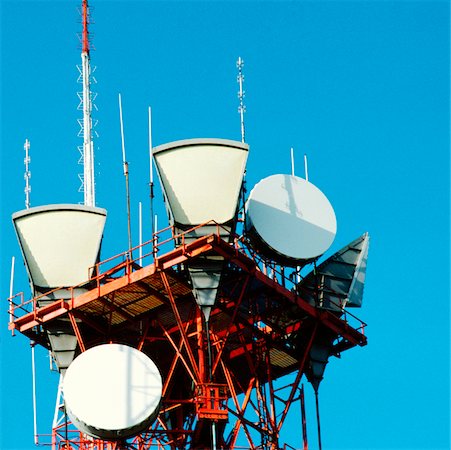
[236,57,246,143]
[24,139,31,209]
[77,0,96,206]
[148,106,156,256]
[118,94,133,256]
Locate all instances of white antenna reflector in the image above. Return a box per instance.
[63,344,162,440]
[246,174,336,265]
[297,233,370,310]
[12,204,106,290]
[153,138,248,229]
[154,138,249,319]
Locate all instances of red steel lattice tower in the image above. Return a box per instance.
[7,2,369,449]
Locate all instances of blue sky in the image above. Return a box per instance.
[1,1,450,449]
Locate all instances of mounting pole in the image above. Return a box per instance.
[139,201,143,265]
[154,213,158,255]
[24,139,31,209]
[80,0,95,206]
[304,154,309,182]
[9,256,15,336]
[31,340,38,445]
[237,57,246,143]
[148,106,156,257]
[236,57,247,221]
[118,93,133,257]
[291,147,295,176]
[300,384,308,449]
[315,388,322,450]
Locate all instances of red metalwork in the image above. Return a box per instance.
[8,223,367,449]
[82,0,89,54]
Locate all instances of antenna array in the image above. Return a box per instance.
[236,57,246,143]
[77,0,98,206]
[23,139,31,209]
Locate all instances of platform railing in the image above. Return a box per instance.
[7,220,366,337]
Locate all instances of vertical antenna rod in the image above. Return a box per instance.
[24,139,31,209]
[31,341,38,445]
[304,154,309,182]
[148,106,156,257]
[236,57,247,220]
[118,94,133,256]
[300,384,308,450]
[9,257,15,335]
[80,0,95,206]
[315,389,322,450]
[138,201,143,265]
[290,147,295,176]
[236,57,246,143]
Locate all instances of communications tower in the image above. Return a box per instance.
[7,2,370,449]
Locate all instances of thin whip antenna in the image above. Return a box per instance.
[78,0,96,206]
[300,384,308,449]
[148,106,156,258]
[237,57,247,221]
[31,341,38,445]
[139,202,143,265]
[236,57,246,143]
[118,93,133,256]
[290,147,295,176]
[24,139,31,209]
[315,389,322,450]
[304,154,309,182]
[9,257,15,335]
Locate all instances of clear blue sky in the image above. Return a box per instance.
[1,1,450,449]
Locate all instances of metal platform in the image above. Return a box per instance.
[9,228,367,449]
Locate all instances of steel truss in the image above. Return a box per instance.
[9,225,367,450]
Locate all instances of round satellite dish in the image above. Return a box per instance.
[63,344,162,440]
[245,174,337,265]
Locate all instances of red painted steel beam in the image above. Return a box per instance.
[68,312,86,352]
[97,295,135,322]
[161,324,198,386]
[160,271,201,382]
[276,322,319,433]
[11,234,366,364]
[11,236,212,333]
[69,309,107,335]
[222,361,257,449]
[212,274,250,375]
[210,235,367,347]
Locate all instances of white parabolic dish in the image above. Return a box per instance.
[246,174,337,263]
[63,344,162,440]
